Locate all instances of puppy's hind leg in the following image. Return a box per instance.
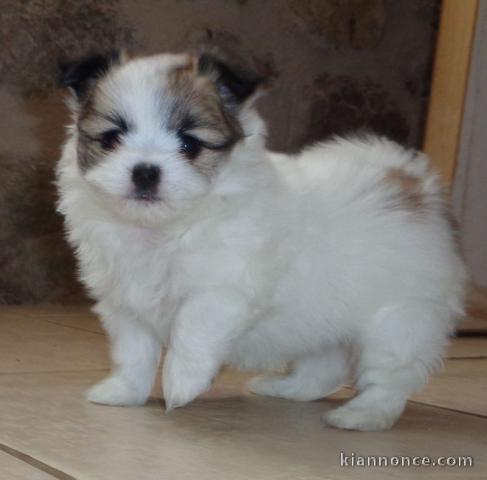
[324,302,454,431]
[87,309,161,406]
[248,346,349,401]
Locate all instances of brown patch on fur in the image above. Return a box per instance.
[77,84,120,172]
[383,168,461,254]
[168,59,237,135]
[384,167,424,211]
[77,125,107,172]
[76,130,105,172]
[167,58,243,176]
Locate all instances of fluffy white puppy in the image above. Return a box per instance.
[57,51,466,431]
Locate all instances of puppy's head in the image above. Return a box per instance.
[61,51,264,224]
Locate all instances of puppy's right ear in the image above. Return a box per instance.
[59,51,121,100]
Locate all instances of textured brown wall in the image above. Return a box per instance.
[0,0,440,304]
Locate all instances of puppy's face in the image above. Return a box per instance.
[62,51,261,224]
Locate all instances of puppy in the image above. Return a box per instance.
[57,51,466,431]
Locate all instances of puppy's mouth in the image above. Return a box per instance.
[129,191,163,203]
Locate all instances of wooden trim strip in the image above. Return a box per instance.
[0,442,76,480]
[423,0,479,185]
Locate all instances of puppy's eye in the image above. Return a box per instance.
[100,129,122,151]
[179,133,202,160]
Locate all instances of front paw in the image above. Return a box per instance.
[86,375,147,406]
[163,350,214,411]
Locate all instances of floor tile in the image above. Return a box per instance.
[413,359,487,417]
[2,305,105,335]
[447,337,487,358]
[37,313,104,336]
[1,307,486,479]
[0,315,109,373]
[0,370,485,480]
[0,450,54,479]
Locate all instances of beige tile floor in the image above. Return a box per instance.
[0,307,486,479]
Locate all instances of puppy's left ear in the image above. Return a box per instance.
[59,50,123,100]
[197,53,265,109]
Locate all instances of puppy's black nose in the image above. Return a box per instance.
[132,163,160,191]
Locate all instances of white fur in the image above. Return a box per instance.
[57,54,466,431]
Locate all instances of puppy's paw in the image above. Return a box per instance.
[323,405,397,431]
[86,376,146,406]
[163,350,213,412]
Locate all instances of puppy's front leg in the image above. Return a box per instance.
[87,313,161,406]
[163,290,248,411]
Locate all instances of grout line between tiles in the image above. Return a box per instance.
[38,319,105,336]
[408,399,487,420]
[0,442,76,480]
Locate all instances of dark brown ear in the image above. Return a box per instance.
[197,53,265,108]
[59,51,120,99]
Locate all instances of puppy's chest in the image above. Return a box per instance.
[84,214,274,324]
[87,225,181,313]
